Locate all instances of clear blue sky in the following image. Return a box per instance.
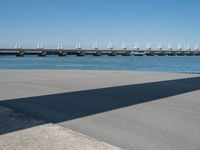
[0,0,199,49]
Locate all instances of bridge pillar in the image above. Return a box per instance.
[16,49,24,57]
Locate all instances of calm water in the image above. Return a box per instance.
[0,56,200,73]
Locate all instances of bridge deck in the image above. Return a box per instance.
[0,49,200,56]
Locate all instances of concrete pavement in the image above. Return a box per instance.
[0,70,200,150]
[0,105,121,150]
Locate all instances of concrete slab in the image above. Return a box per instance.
[0,70,198,100]
[0,105,121,150]
[0,70,200,150]
[61,90,200,150]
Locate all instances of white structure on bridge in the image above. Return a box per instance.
[11,42,200,51]
[93,42,98,50]
[108,42,113,50]
[134,43,139,50]
[195,44,199,51]
[157,43,162,51]
[57,43,64,50]
[186,43,191,51]
[37,43,43,49]
[75,41,81,50]
[168,43,173,51]
[178,43,182,51]
[122,42,127,50]
[146,42,152,51]
[15,43,22,49]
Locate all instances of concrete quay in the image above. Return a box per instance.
[0,70,200,150]
[0,105,120,150]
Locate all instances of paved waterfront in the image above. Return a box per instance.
[0,106,119,150]
[0,70,200,150]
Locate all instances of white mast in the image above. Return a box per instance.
[157,42,162,50]
[75,41,81,49]
[75,42,78,49]
[178,43,182,50]
[15,43,18,49]
[157,43,160,49]
[93,42,98,50]
[40,43,43,49]
[195,44,199,50]
[96,42,98,49]
[186,43,190,51]
[168,43,172,50]
[134,43,139,50]
[134,43,137,49]
[37,42,40,49]
[60,43,63,49]
[78,42,81,49]
[108,42,113,50]
[183,43,187,50]
[110,42,113,49]
[146,42,151,50]
[122,42,127,50]
[18,43,22,49]
[57,43,60,49]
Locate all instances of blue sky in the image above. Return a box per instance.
[0,0,199,49]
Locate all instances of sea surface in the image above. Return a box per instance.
[0,55,200,73]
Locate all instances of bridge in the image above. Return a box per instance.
[0,48,200,57]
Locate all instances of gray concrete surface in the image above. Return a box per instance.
[0,105,121,150]
[0,105,45,135]
[0,70,200,150]
[0,70,198,100]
